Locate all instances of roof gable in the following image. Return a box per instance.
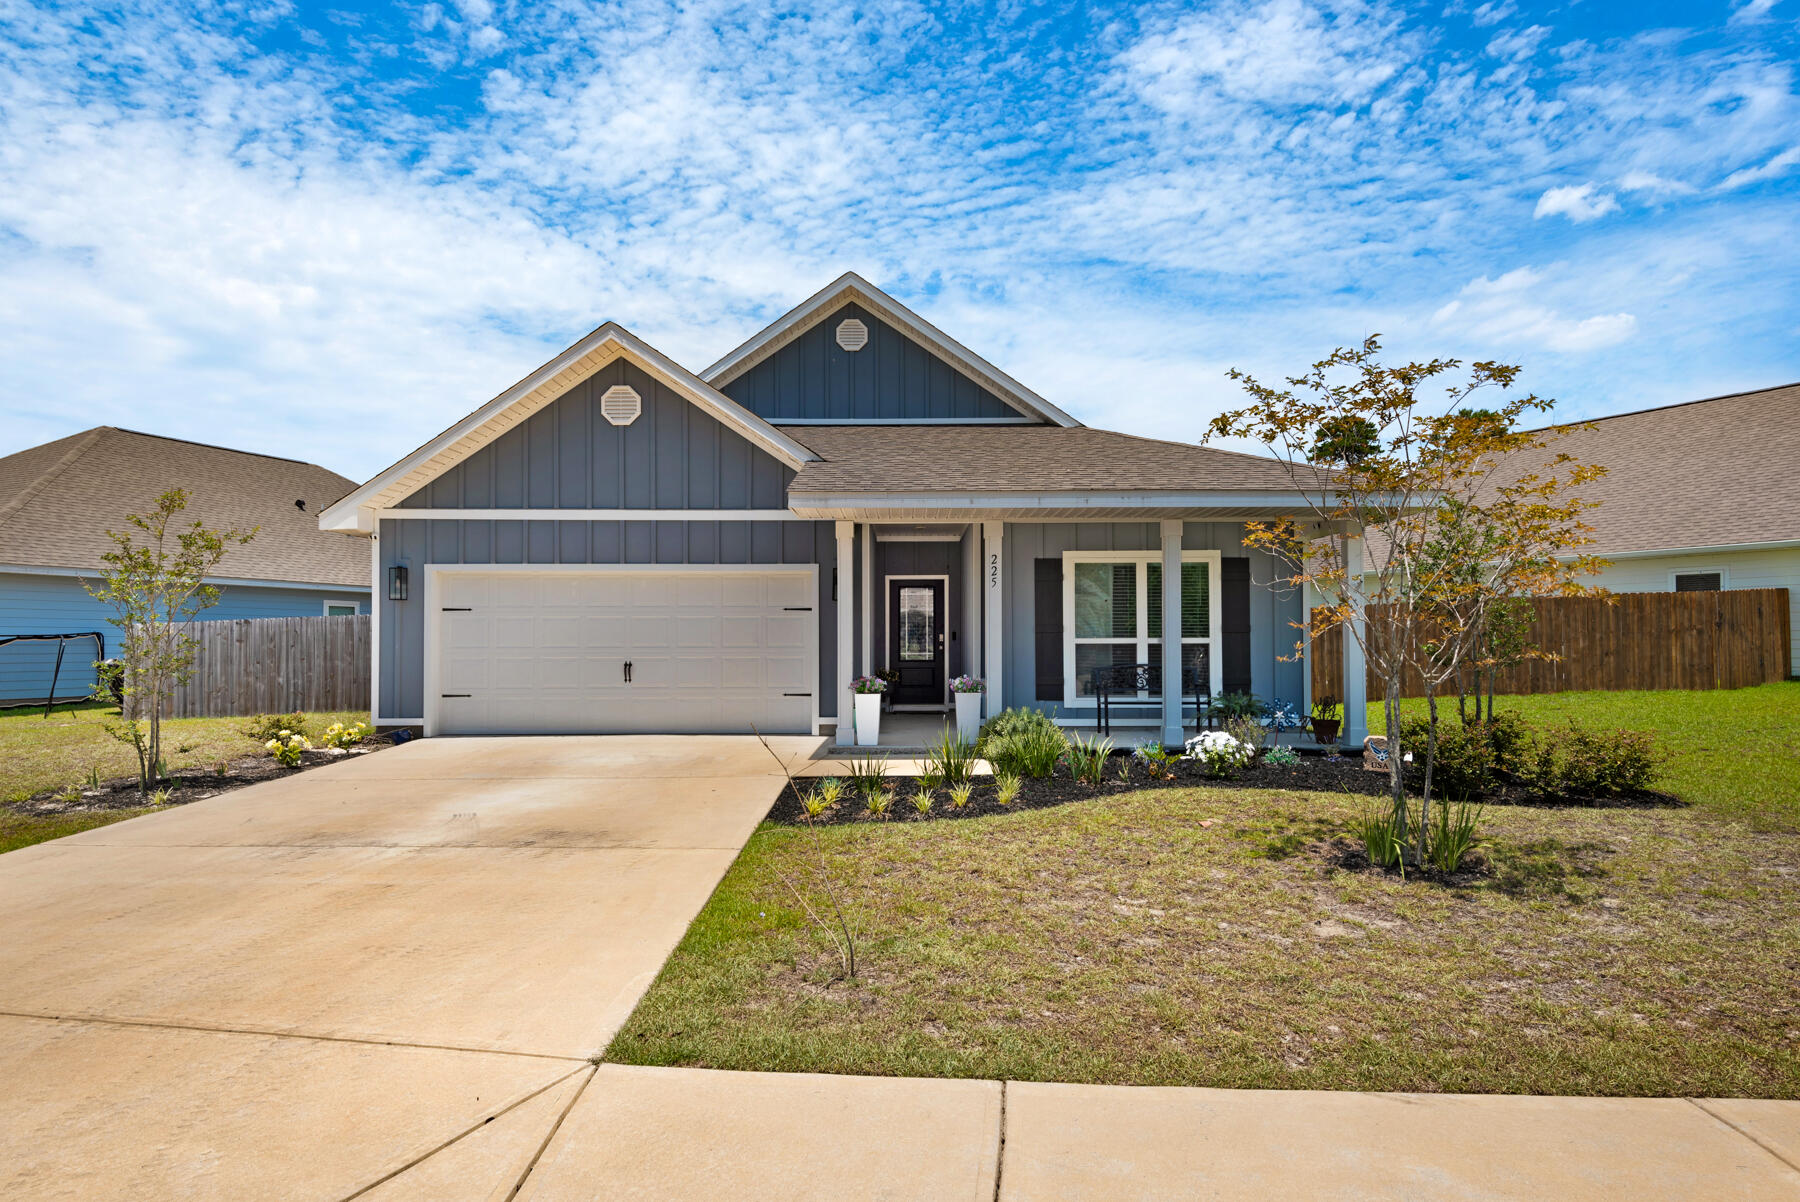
[702,273,1080,427]
[320,323,817,532]
[719,301,1027,424]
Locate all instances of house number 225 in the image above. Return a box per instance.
[988,553,1000,589]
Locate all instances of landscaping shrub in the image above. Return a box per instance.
[1514,725,1659,797]
[241,712,310,743]
[1425,799,1483,872]
[1401,717,1498,800]
[978,708,1068,779]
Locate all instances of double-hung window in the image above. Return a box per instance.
[1062,550,1222,707]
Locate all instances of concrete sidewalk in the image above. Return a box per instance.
[506,1065,1800,1202]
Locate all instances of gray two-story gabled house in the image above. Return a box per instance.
[320,274,1368,746]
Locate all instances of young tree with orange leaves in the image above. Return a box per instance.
[1208,337,1606,864]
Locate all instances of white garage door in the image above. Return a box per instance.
[428,568,816,736]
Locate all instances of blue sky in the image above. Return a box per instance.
[1,0,1795,480]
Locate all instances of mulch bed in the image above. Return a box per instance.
[769,749,1682,827]
[4,737,401,819]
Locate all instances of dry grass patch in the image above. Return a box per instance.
[611,786,1800,1096]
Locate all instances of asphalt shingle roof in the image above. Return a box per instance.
[1521,383,1800,555]
[0,428,368,587]
[784,425,1315,494]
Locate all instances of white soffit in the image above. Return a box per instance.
[701,272,1081,427]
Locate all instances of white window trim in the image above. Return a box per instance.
[1669,566,1729,591]
[323,600,360,616]
[1061,549,1223,709]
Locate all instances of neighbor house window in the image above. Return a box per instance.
[1673,571,1723,592]
[1063,550,1221,706]
[324,602,359,616]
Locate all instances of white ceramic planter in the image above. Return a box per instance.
[853,692,883,747]
[954,691,983,742]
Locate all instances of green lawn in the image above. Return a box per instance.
[612,684,1800,1096]
[1370,681,1800,831]
[0,702,368,852]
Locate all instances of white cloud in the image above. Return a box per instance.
[1470,2,1518,27]
[1431,269,1637,352]
[1730,0,1780,24]
[1618,170,1694,195]
[1719,146,1800,189]
[1534,183,1620,222]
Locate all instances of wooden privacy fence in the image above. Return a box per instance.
[137,615,370,719]
[1311,588,1792,701]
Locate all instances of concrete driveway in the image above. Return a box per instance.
[0,735,804,1201]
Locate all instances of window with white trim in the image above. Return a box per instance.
[1062,550,1221,706]
[324,601,359,616]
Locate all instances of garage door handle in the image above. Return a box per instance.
[783,607,813,611]
[441,693,471,698]
[783,692,812,697]
[441,607,472,612]
[623,661,633,684]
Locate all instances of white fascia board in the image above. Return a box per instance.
[378,508,803,522]
[786,490,1327,512]
[1571,538,1800,560]
[318,323,816,533]
[701,272,1081,428]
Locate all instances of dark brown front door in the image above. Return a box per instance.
[887,578,946,706]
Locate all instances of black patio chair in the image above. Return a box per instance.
[1092,659,1213,736]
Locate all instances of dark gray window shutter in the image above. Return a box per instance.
[1222,558,1252,695]
[1034,558,1062,701]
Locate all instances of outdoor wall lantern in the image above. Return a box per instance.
[388,565,409,602]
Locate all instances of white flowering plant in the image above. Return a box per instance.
[949,675,986,694]
[265,730,312,767]
[1185,730,1254,778]
[321,720,369,749]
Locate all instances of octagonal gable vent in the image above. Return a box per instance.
[600,384,642,426]
[835,318,869,352]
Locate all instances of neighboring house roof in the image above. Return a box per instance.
[1525,382,1800,556]
[0,427,368,587]
[319,322,817,532]
[702,273,1081,428]
[784,425,1319,497]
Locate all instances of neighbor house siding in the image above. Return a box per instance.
[998,523,1304,715]
[376,518,839,722]
[1584,546,1800,669]
[719,303,1025,423]
[0,570,366,703]
[398,359,794,511]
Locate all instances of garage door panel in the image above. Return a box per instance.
[433,569,814,736]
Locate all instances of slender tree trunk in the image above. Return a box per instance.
[1419,691,1440,866]
[1383,679,1406,835]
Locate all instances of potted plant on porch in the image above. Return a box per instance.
[949,675,986,741]
[851,675,888,747]
[1310,695,1343,745]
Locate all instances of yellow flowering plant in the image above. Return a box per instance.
[265,730,311,767]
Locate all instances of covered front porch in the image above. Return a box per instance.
[815,511,1370,751]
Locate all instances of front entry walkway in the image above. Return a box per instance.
[0,735,804,1200]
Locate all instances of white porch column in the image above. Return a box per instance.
[961,523,981,680]
[860,522,873,684]
[1341,535,1369,747]
[1160,519,1184,748]
[1301,578,1316,717]
[835,520,856,745]
[982,521,1005,718]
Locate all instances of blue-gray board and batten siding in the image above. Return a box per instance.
[0,570,366,703]
[399,360,794,511]
[719,303,1026,423]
